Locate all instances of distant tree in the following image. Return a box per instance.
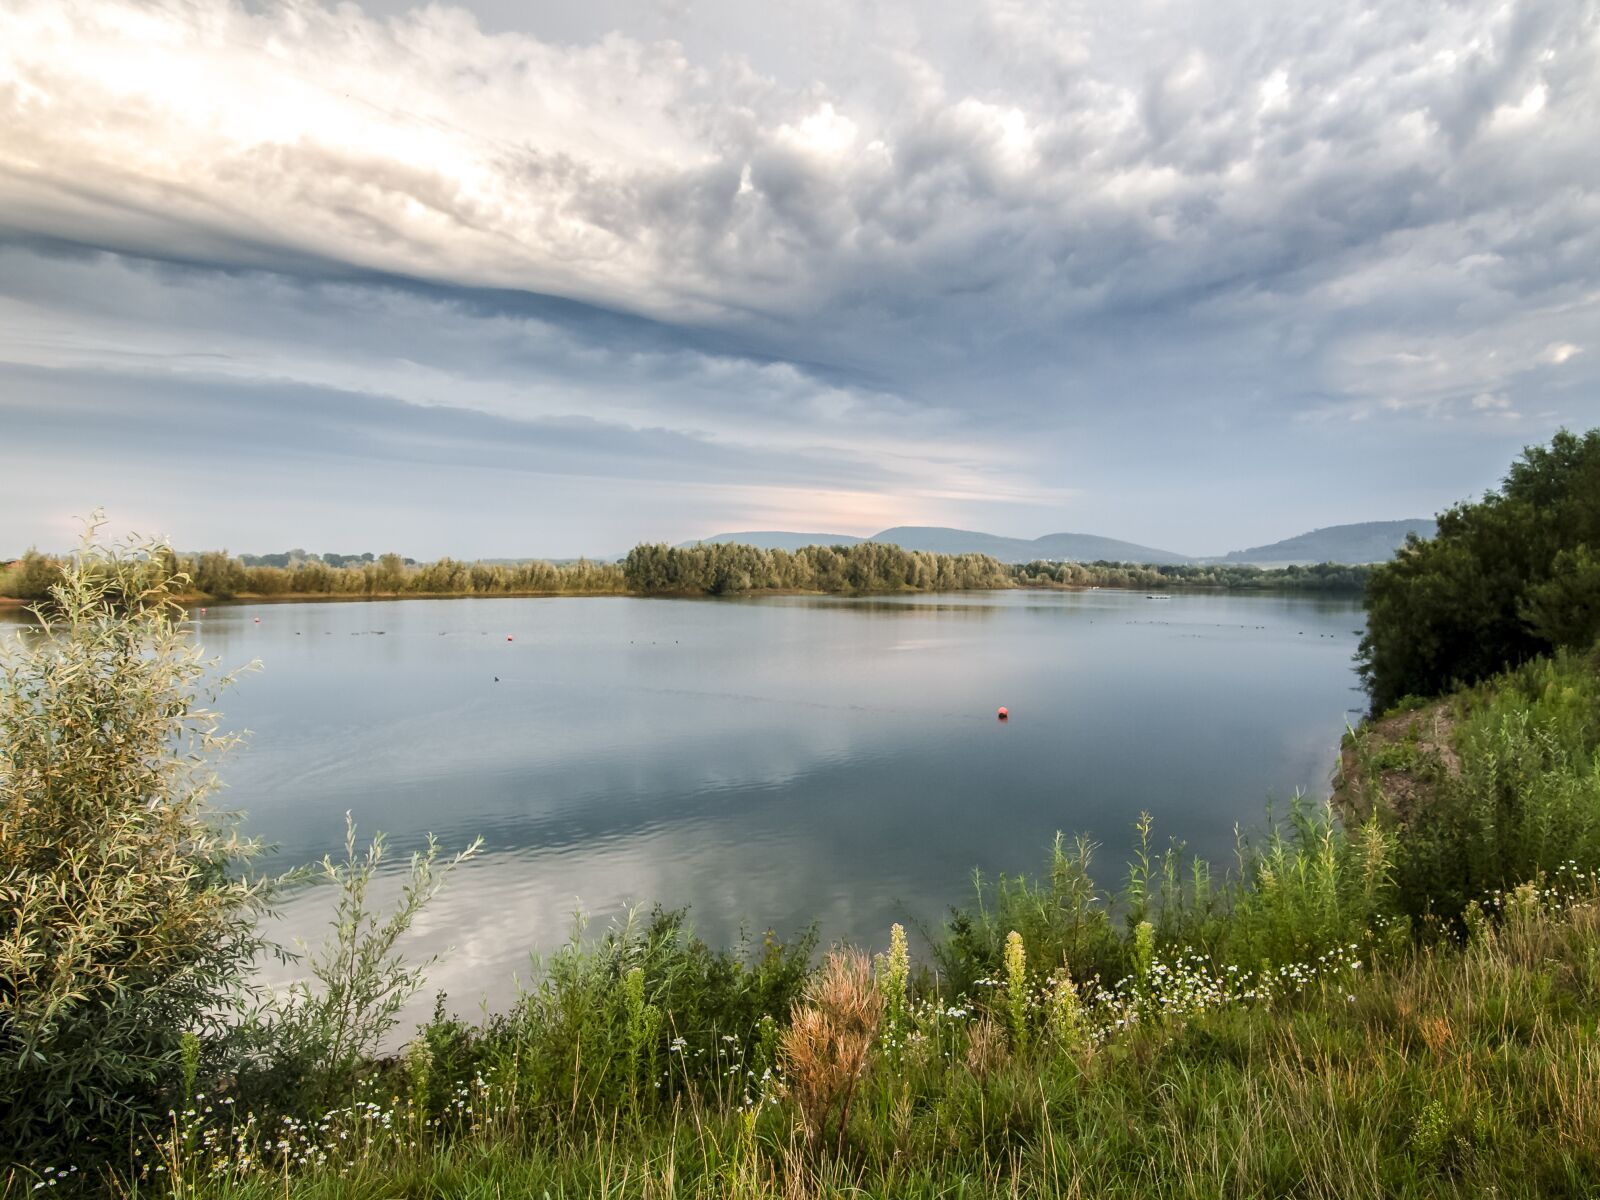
[624,541,1011,595]
[193,550,246,599]
[377,553,408,593]
[0,549,64,601]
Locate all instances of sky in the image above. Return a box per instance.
[1,0,1597,559]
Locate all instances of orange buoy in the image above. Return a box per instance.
[997,707,1009,720]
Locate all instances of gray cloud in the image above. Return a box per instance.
[1,0,1597,553]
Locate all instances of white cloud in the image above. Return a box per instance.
[3,0,1595,351]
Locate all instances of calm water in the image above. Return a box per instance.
[2,589,1365,1010]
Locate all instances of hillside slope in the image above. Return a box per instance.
[1219,519,1435,565]
[685,519,1434,567]
[687,526,1190,564]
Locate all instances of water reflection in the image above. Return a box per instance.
[2,589,1365,1017]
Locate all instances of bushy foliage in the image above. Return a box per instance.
[1359,428,1600,710]
[1014,559,1372,592]
[233,818,480,1113]
[0,550,64,602]
[3,543,1376,604]
[936,802,1398,1000]
[0,548,627,602]
[0,523,265,1166]
[936,833,1128,994]
[624,541,1013,594]
[194,551,626,599]
[389,907,816,1134]
[1358,648,1600,927]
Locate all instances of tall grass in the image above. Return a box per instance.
[935,799,1400,999]
[73,880,1600,1199]
[1345,646,1600,928]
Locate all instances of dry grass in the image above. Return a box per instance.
[779,950,882,1155]
[964,1017,1009,1083]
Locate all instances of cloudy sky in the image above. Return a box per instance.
[2,0,1596,558]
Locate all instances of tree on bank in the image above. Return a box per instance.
[0,521,266,1163]
[0,550,63,602]
[0,525,475,1170]
[1360,428,1600,711]
[622,541,1013,594]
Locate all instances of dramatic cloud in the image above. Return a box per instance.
[1,0,1597,553]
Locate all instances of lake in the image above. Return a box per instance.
[2,588,1366,1011]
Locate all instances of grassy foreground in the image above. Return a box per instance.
[66,890,1600,1200]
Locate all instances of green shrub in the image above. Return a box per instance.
[232,817,480,1113]
[1390,650,1600,925]
[402,907,815,1131]
[935,832,1128,995]
[938,800,1397,1001]
[0,521,265,1166]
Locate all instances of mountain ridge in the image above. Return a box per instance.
[1215,519,1437,565]
[683,526,1187,564]
[683,519,1436,566]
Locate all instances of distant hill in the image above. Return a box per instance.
[1216,520,1437,566]
[685,526,1189,564]
[867,526,1192,565]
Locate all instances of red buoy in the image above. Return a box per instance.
[997,707,1009,720]
[254,617,260,624]
[506,635,514,642]
[199,607,206,615]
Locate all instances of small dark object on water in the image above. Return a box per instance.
[997,707,1009,720]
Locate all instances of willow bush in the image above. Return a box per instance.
[0,520,266,1166]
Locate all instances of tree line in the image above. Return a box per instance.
[0,548,628,601]
[1012,559,1373,592]
[3,540,1381,603]
[622,541,1014,594]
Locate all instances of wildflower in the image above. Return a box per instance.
[877,922,912,1049]
[1003,930,1029,1050]
[1045,967,1084,1050]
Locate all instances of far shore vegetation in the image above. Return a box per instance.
[1,541,1372,605]
[5,430,1600,1197]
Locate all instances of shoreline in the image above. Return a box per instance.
[2,581,1365,609]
